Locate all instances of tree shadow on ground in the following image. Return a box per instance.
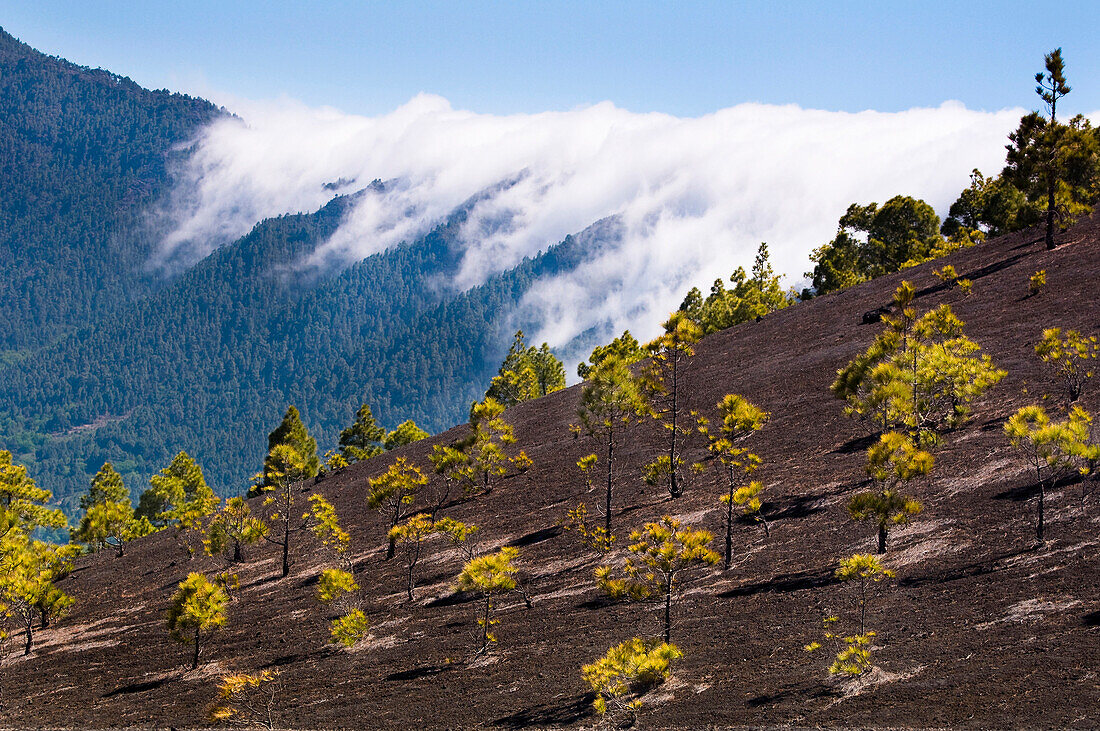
[993,473,1082,502]
[102,675,175,698]
[385,663,452,682]
[1081,610,1100,627]
[492,693,594,728]
[768,494,826,522]
[832,433,879,455]
[718,568,834,599]
[507,525,562,547]
[899,545,1038,588]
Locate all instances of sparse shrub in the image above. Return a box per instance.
[835,553,894,635]
[1036,327,1099,402]
[933,264,958,283]
[805,554,893,678]
[388,514,435,601]
[512,451,533,473]
[1029,269,1047,296]
[167,572,228,670]
[432,517,479,561]
[596,516,719,641]
[582,638,682,721]
[957,278,973,296]
[330,609,370,647]
[206,670,280,728]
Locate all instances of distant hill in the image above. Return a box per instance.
[0,28,604,516]
[3,215,1097,728]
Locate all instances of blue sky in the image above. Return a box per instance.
[1,0,1098,117]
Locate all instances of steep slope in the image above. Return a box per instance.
[3,217,1098,728]
[0,27,220,350]
[0,28,617,516]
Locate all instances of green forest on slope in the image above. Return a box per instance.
[0,27,597,521]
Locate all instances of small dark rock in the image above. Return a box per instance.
[862,306,891,325]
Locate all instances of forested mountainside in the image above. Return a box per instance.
[0,28,602,517]
[0,27,220,349]
[4,217,1098,728]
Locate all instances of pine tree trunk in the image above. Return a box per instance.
[386,534,396,561]
[605,435,614,536]
[663,581,673,643]
[1038,482,1046,542]
[1046,177,1057,250]
[233,539,242,563]
[878,524,887,554]
[668,360,681,498]
[192,627,201,670]
[23,623,32,655]
[481,594,491,652]
[281,513,291,578]
[724,483,735,570]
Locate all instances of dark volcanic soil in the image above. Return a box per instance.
[3,218,1100,729]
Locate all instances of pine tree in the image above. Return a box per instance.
[0,532,75,655]
[0,450,66,537]
[204,497,267,564]
[485,330,566,406]
[577,330,646,379]
[641,312,703,498]
[339,403,386,463]
[138,451,218,557]
[700,394,769,568]
[832,281,1005,443]
[1035,49,1072,249]
[388,514,436,601]
[1035,327,1099,403]
[367,458,426,559]
[383,420,430,451]
[257,445,310,577]
[73,463,153,556]
[455,546,523,654]
[167,572,228,670]
[596,516,719,642]
[577,355,645,535]
[463,397,518,495]
[1004,405,1097,542]
[251,407,319,496]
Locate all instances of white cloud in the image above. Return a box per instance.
[158,94,1026,354]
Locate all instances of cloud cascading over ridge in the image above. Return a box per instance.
[158,94,1025,350]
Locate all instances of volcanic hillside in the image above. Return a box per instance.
[4,219,1100,729]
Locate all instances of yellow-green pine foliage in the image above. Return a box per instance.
[428,443,475,513]
[166,572,228,669]
[581,638,682,719]
[0,450,67,535]
[1029,269,1047,296]
[0,531,76,655]
[680,243,794,332]
[598,516,719,642]
[206,670,280,727]
[577,329,646,379]
[464,397,517,495]
[456,546,521,652]
[204,497,267,564]
[578,354,646,535]
[305,494,349,558]
[835,553,895,635]
[432,516,479,560]
[330,609,370,647]
[368,457,426,558]
[388,514,436,600]
[316,568,359,604]
[1036,327,1099,402]
[1004,404,1098,542]
[251,406,319,496]
[485,330,567,406]
[805,614,876,678]
[339,403,387,463]
[141,451,218,529]
[564,502,615,554]
[640,311,703,499]
[848,432,928,553]
[702,394,769,568]
[73,462,153,556]
[831,281,1005,442]
[383,420,430,451]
